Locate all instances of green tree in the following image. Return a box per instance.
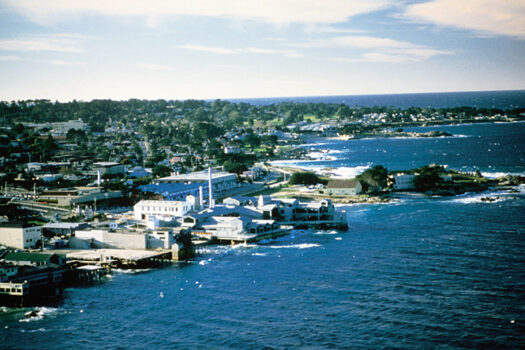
[289,172,325,185]
[357,165,388,192]
[152,165,172,178]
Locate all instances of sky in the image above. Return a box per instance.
[0,0,524,101]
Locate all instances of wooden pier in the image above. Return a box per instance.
[64,249,173,269]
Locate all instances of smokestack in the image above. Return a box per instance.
[97,170,101,186]
[208,167,214,209]
[199,186,203,209]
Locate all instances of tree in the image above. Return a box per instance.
[413,166,442,192]
[289,172,324,185]
[152,165,172,178]
[357,165,388,192]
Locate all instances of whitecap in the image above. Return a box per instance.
[450,192,512,204]
[314,230,338,235]
[481,171,525,179]
[252,252,267,256]
[269,243,321,249]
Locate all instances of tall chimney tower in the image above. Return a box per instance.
[208,167,214,209]
[199,186,203,209]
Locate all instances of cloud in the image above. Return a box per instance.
[0,55,23,61]
[317,35,454,63]
[0,36,83,52]
[177,45,237,55]
[2,0,392,25]
[48,60,86,66]
[177,44,302,58]
[403,0,525,39]
[132,63,176,71]
[334,48,452,63]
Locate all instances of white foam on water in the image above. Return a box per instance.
[317,165,371,178]
[314,230,338,235]
[19,307,59,323]
[252,252,267,256]
[481,171,525,179]
[305,152,338,161]
[299,142,330,147]
[112,268,152,274]
[269,243,321,249]
[450,191,512,204]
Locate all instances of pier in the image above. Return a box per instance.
[64,249,173,269]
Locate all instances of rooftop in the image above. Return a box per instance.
[157,170,236,183]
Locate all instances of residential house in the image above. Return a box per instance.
[326,179,363,196]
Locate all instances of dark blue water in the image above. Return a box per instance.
[277,122,525,177]
[230,90,525,109]
[2,123,525,348]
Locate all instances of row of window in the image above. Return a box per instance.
[140,206,189,212]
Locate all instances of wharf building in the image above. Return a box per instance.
[257,196,348,230]
[182,195,348,244]
[133,198,196,222]
[0,252,65,307]
[155,170,238,199]
[0,223,42,250]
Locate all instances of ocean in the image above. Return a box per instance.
[2,93,525,349]
[230,90,525,109]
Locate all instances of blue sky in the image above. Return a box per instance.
[0,0,524,101]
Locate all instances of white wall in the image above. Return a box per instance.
[0,226,41,249]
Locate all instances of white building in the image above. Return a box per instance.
[0,223,42,249]
[133,199,195,221]
[393,174,416,190]
[156,170,237,194]
[71,228,175,249]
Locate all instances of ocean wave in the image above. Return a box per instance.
[314,230,338,235]
[317,165,371,178]
[450,191,514,204]
[112,268,153,274]
[252,252,267,256]
[481,171,525,179]
[268,243,321,249]
[19,307,59,323]
[299,142,330,147]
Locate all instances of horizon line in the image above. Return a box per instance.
[2,88,525,104]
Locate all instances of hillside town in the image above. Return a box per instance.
[1,99,524,306]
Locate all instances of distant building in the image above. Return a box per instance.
[139,182,208,201]
[92,162,126,176]
[42,222,90,237]
[133,199,195,221]
[40,187,124,208]
[0,223,42,249]
[393,174,416,190]
[2,251,65,267]
[326,179,363,196]
[71,228,177,250]
[156,170,237,195]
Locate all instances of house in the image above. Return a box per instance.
[393,174,416,190]
[325,179,363,196]
[0,223,42,249]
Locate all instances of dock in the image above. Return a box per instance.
[64,249,173,269]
